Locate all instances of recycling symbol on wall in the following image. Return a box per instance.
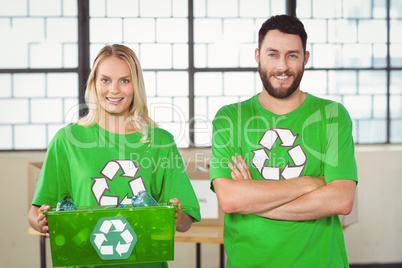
[90,216,137,260]
[252,128,306,180]
[91,160,146,206]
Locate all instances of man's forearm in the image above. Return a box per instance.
[213,175,325,215]
[256,179,356,221]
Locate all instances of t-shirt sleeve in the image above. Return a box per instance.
[323,102,358,184]
[31,129,71,208]
[158,134,201,223]
[210,106,241,192]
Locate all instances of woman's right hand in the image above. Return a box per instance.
[28,205,50,237]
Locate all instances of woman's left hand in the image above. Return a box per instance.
[170,198,193,232]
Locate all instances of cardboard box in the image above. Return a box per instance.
[28,162,43,211]
[44,204,176,267]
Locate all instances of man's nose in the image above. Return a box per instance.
[277,56,289,72]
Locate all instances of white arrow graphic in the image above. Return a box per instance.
[91,178,109,204]
[100,195,119,206]
[281,164,304,180]
[259,130,278,151]
[116,241,130,256]
[102,160,139,179]
[92,177,109,205]
[120,229,134,244]
[287,145,306,166]
[128,177,146,196]
[99,220,112,234]
[262,166,281,180]
[120,194,133,205]
[252,149,270,173]
[111,220,126,232]
[276,129,297,147]
[94,233,107,250]
[259,129,298,150]
[101,161,120,180]
[92,177,120,206]
[101,245,114,255]
[118,160,139,177]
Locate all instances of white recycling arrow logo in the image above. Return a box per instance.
[91,160,146,206]
[90,216,137,260]
[252,128,306,180]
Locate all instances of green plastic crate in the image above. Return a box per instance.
[44,203,176,267]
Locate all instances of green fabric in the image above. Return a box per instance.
[33,123,201,268]
[210,93,358,268]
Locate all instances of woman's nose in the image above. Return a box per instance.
[109,82,120,94]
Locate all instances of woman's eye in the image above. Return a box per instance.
[121,79,130,84]
[101,78,109,83]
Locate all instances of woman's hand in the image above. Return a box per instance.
[169,198,193,232]
[28,205,50,237]
[228,155,252,180]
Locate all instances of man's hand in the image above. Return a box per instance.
[229,155,252,180]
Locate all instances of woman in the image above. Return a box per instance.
[28,44,201,268]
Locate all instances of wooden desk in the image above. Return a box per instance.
[175,225,224,268]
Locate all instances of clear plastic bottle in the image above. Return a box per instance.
[131,190,159,207]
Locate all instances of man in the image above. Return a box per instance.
[210,15,357,267]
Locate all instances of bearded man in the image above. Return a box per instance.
[210,14,358,268]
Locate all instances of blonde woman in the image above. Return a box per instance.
[28,44,200,268]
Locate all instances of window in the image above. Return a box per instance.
[0,0,79,150]
[298,0,402,143]
[1,0,401,150]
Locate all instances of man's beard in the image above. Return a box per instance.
[258,64,304,99]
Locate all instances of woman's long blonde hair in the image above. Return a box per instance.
[78,44,156,143]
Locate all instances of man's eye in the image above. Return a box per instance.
[289,54,298,59]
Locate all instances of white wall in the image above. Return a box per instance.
[345,146,402,264]
[0,146,401,267]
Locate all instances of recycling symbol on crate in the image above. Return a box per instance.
[90,216,137,260]
[91,160,146,206]
[252,128,306,180]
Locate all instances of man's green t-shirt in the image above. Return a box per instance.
[210,93,358,268]
[32,123,201,268]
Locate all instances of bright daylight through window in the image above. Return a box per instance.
[0,0,401,150]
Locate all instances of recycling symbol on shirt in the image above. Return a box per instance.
[91,160,146,206]
[90,216,137,260]
[252,128,306,180]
